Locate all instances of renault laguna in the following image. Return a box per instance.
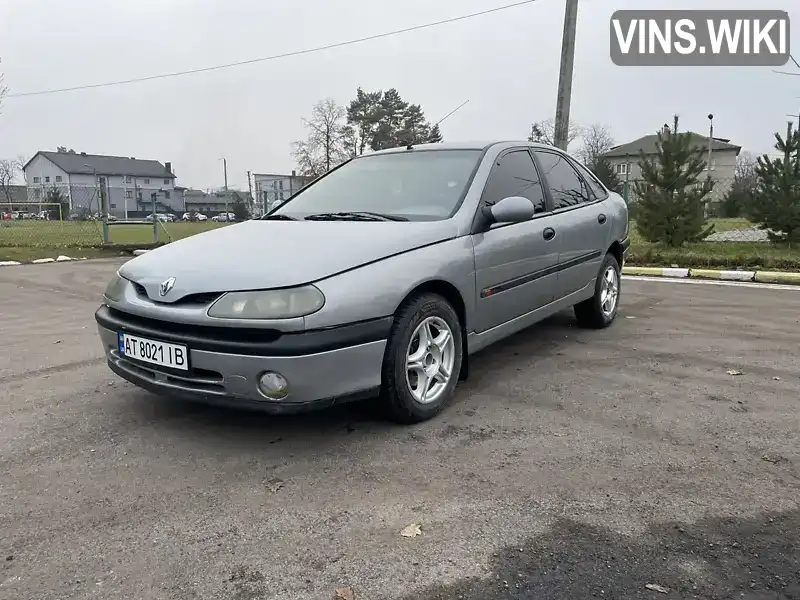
[96,141,629,423]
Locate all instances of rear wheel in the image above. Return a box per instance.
[574,253,621,329]
[381,294,463,423]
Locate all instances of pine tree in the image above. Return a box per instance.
[45,185,69,220]
[396,103,428,146]
[750,124,800,246]
[589,156,621,193]
[426,124,443,144]
[346,88,382,155]
[634,116,714,246]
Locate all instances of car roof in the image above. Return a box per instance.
[365,140,565,156]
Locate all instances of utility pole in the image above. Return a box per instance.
[247,170,253,216]
[553,0,578,151]
[222,157,229,218]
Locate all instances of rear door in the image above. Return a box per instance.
[532,150,610,299]
[471,148,560,333]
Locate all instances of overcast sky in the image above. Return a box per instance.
[1,0,797,190]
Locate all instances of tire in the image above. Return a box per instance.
[381,293,464,424]
[574,253,621,329]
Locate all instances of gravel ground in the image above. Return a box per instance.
[1,260,798,600]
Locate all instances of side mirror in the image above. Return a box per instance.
[487,196,535,224]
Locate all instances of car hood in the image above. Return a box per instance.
[119,219,459,300]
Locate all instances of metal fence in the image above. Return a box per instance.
[621,176,778,243]
[0,185,233,248]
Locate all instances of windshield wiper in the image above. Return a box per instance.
[260,214,297,221]
[304,211,408,222]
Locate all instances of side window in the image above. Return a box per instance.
[570,159,608,199]
[534,151,593,209]
[481,150,546,214]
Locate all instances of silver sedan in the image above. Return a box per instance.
[96,141,629,423]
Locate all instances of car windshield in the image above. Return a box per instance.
[271,149,482,221]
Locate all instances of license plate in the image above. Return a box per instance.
[118,332,188,371]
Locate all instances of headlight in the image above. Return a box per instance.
[207,285,325,320]
[103,272,128,301]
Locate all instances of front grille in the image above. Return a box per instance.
[108,307,282,345]
[130,282,222,306]
[112,351,226,394]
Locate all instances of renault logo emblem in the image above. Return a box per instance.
[159,277,176,297]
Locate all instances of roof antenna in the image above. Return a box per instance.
[405,99,469,150]
[432,99,470,129]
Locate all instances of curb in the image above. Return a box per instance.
[0,256,89,267]
[622,266,800,285]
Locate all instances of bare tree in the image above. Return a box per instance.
[0,156,24,203]
[0,58,8,115]
[291,99,351,179]
[576,123,615,164]
[528,118,582,150]
[735,151,757,186]
[291,139,325,180]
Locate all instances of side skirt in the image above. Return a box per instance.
[466,280,595,355]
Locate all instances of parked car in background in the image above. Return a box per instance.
[211,212,236,222]
[96,141,628,424]
[144,213,173,223]
[182,212,208,222]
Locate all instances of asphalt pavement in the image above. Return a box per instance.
[1,260,798,600]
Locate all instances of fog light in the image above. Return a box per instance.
[258,371,289,399]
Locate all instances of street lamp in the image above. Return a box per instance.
[707,114,714,174]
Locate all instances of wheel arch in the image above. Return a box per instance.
[607,240,623,267]
[395,279,470,380]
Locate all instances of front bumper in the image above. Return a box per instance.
[95,305,390,414]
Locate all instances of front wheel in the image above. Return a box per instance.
[381,294,463,424]
[574,253,621,329]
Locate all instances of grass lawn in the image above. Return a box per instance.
[0,220,227,262]
[627,219,800,270]
[0,220,226,248]
[109,221,225,245]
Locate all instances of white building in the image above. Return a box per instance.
[252,171,314,215]
[23,150,180,218]
[602,125,741,210]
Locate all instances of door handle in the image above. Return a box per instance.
[543,227,556,241]
[597,214,607,224]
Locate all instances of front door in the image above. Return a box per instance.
[472,148,560,334]
[533,150,610,299]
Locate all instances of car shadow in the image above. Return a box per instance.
[123,309,583,440]
[394,508,800,600]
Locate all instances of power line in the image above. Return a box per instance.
[7,0,538,99]
[774,54,800,76]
